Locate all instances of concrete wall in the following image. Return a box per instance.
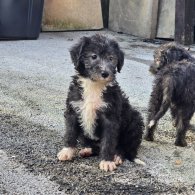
[42,0,103,31]
[156,0,175,39]
[109,0,159,39]
[42,0,176,39]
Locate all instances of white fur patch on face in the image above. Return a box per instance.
[70,77,108,140]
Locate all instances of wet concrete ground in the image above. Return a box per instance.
[0,30,195,194]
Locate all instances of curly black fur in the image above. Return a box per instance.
[61,34,144,162]
[145,42,195,147]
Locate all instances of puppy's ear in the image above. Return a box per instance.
[117,50,124,73]
[110,40,124,73]
[70,37,90,68]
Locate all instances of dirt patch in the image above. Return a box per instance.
[0,113,181,194]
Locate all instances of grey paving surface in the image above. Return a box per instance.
[0,150,63,195]
[0,30,195,194]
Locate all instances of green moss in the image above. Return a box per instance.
[43,19,91,31]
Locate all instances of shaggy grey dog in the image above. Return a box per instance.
[57,34,144,171]
[145,42,195,147]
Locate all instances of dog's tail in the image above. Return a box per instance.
[152,76,173,123]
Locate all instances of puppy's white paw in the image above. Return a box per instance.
[79,148,92,157]
[148,120,155,128]
[114,155,123,166]
[134,158,146,166]
[57,147,76,161]
[99,160,117,172]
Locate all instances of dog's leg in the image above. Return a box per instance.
[99,117,119,172]
[175,107,194,147]
[145,82,163,141]
[146,98,170,141]
[170,104,178,127]
[118,105,144,164]
[152,98,170,122]
[175,116,189,147]
[113,147,125,166]
[57,112,80,161]
[152,77,173,123]
[145,77,172,141]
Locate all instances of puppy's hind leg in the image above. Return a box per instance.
[145,81,163,141]
[146,98,170,141]
[152,96,170,125]
[120,107,144,163]
[170,104,179,127]
[145,77,172,141]
[175,107,194,147]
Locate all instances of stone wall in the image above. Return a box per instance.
[42,0,103,31]
[156,0,175,39]
[42,0,176,40]
[109,0,159,39]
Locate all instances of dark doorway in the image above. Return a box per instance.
[175,0,195,45]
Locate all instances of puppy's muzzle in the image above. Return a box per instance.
[101,71,109,78]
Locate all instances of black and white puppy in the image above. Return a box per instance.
[57,34,144,171]
[145,42,195,147]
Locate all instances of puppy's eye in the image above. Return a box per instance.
[91,54,97,60]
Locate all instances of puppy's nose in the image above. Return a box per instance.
[101,71,109,78]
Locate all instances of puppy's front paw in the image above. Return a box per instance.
[99,160,117,172]
[114,155,123,166]
[79,148,92,157]
[57,147,76,161]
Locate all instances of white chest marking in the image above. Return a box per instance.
[70,77,108,140]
